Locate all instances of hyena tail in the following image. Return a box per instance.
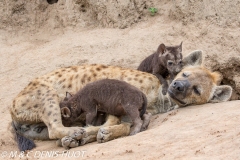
[140,93,148,118]
[11,121,36,151]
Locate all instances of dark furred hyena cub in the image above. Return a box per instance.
[60,79,148,136]
[137,42,183,95]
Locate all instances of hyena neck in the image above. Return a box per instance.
[158,85,177,113]
[75,96,84,113]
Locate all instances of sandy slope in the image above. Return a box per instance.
[0,1,240,159]
[3,101,240,160]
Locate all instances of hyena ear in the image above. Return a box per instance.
[209,85,232,103]
[182,50,202,67]
[157,43,166,55]
[66,92,73,98]
[63,92,73,101]
[61,107,71,118]
[179,41,183,51]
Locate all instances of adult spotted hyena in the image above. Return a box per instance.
[10,51,232,151]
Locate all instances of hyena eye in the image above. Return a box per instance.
[193,86,201,95]
[182,72,187,77]
[168,61,173,66]
[179,60,182,64]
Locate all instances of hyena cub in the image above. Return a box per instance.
[137,42,183,95]
[59,79,148,136]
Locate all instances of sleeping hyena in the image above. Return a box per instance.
[10,50,232,151]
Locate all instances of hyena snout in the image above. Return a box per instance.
[168,65,182,75]
[175,67,182,74]
[172,81,184,92]
[168,80,190,95]
[168,79,191,106]
[173,64,183,75]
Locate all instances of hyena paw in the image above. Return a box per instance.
[97,128,112,143]
[129,130,138,136]
[68,127,86,140]
[61,136,79,150]
[59,128,86,149]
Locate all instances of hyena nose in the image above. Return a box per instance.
[176,68,181,73]
[173,81,184,92]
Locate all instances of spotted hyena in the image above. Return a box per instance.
[10,50,232,151]
[60,79,148,136]
[138,42,183,95]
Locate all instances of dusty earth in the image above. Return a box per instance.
[0,0,240,159]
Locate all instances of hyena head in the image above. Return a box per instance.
[168,50,232,107]
[59,92,79,127]
[158,42,183,75]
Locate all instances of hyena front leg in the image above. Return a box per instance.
[96,114,131,143]
[60,115,121,148]
[97,112,150,141]
[153,72,168,95]
[81,114,121,145]
[169,73,175,84]
[96,109,147,143]
[97,123,131,143]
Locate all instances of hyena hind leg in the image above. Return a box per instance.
[141,112,152,131]
[11,121,49,151]
[12,121,49,140]
[124,106,143,136]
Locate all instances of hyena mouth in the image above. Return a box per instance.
[167,90,186,106]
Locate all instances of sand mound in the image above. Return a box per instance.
[169,0,240,26]
[0,0,154,33]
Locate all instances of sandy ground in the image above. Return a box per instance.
[1,1,240,159]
